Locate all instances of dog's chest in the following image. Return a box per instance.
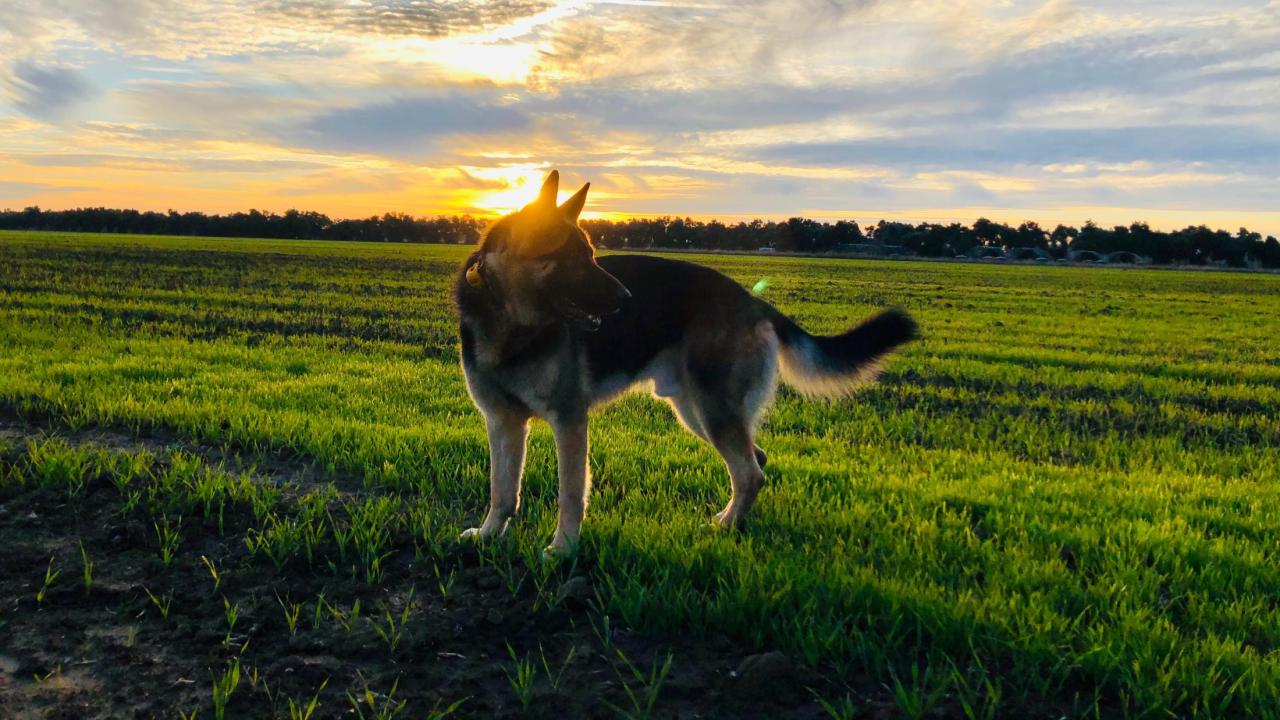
[504,356,573,415]
[463,336,583,419]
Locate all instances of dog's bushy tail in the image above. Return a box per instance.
[769,307,917,398]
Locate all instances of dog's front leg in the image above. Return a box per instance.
[545,414,590,559]
[461,411,530,541]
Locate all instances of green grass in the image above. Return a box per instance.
[3,229,1280,717]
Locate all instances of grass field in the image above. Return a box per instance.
[1,229,1278,719]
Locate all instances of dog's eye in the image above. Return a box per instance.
[536,259,555,274]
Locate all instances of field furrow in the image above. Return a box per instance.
[2,230,1279,718]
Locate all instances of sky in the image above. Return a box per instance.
[1,0,1278,234]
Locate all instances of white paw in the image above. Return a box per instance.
[461,517,510,542]
[711,508,741,530]
[541,538,577,562]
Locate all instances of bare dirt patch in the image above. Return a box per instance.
[0,417,897,719]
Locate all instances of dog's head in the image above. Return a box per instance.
[469,170,630,331]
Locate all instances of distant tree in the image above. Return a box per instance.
[1072,220,1110,253]
[1263,236,1280,267]
[911,223,948,257]
[972,217,1013,248]
[1048,224,1077,257]
[781,217,823,252]
[869,220,915,246]
[1014,221,1048,249]
[1111,224,1131,250]
[826,220,864,248]
[2,205,1276,268]
[703,219,728,250]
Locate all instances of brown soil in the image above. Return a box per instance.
[0,415,903,719]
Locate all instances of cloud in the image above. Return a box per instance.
[258,0,555,38]
[16,152,326,174]
[531,0,880,90]
[0,0,563,64]
[118,80,321,132]
[5,61,93,120]
[0,0,1276,233]
[0,180,92,201]
[752,124,1280,170]
[289,94,530,156]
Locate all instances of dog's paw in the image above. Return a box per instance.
[461,517,510,542]
[541,538,577,562]
[459,527,488,541]
[711,508,744,530]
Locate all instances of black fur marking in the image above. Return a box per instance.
[818,308,918,369]
[457,249,916,409]
[770,306,917,376]
[584,255,767,383]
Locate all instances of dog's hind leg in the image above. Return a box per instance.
[670,393,766,470]
[668,392,710,441]
[461,410,530,541]
[692,325,779,529]
[670,391,768,467]
[753,444,768,469]
[672,389,768,528]
[709,420,766,529]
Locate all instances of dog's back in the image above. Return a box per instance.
[583,255,770,391]
[585,254,916,402]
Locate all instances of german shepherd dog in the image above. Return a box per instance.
[456,171,917,558]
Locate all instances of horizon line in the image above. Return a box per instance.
[4,202,1277,238]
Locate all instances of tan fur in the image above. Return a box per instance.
[777,336,885,398]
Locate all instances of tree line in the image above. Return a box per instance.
[3,205,1278,268]
[0,206,485,245]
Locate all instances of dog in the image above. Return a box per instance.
[456,170,917,558]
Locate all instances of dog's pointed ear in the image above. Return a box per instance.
[534,170,559,209]
[559,182,589,222]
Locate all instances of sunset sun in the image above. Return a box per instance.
[462,164,599,216]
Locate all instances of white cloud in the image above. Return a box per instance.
[0,0,1275,232]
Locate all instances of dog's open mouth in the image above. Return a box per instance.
[556,298,602,331]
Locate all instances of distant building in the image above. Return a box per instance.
[1007,247,1052,261]
[1103,251,1148,264]
[966,245,1006,259]
[839,243,913,257]
[1066,250,1150,264]
[1068,250,1103,263]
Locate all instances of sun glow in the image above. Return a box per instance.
[459,164,551,215]
[360,37,543,84]
[455,164,617,219]
[353,1,593,83]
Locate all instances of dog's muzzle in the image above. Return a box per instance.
[556,297,603,331]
